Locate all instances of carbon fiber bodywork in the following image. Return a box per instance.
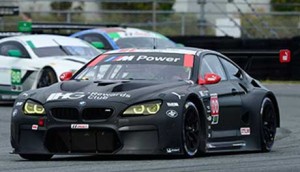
[10,48,280,158]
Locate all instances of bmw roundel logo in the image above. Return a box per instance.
[79,101,86,106]
[166,110,178,118]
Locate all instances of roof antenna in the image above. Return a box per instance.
[153,37,157,49]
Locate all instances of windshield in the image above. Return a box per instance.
[115,37,177,49]
[75,53,193,81]
[32,46,100,58]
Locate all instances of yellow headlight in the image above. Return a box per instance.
[23,100,45,115]
[123,101,161,116]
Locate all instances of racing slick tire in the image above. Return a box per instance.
[260,97,277,152]
[182,101,201,157]
[19,154,53,161]
[37,68,58,88]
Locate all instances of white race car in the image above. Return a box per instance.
[0,34,101,100]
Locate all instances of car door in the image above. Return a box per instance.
[199,53,243,140]
[0,41,31,95]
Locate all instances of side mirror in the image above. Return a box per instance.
[198,73,221,85]
[8,50,22,57]
[91,41,105,49]
[59,71,73,81]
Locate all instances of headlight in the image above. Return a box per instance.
[23,100,45,115]
[123,101,161,116]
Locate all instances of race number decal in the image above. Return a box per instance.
[210,93,219,124]
[11,69,23,91]
[11,69,21,85]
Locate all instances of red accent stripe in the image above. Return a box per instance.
[184,54,194,67]
[88,55,108,67]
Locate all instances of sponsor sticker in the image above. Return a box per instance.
[279,49,291,63]
[166,110,178,118]
[211,115,219,125]
[88,92,131,100]
[240,127,251,135]
[15,102,23,106]
[166,148,180,153]
[199,90,209,97]
[32,125,38,130]
[210,93,219,125]
[71,124,89,129]
[167,102,179,107]
[47,92,85,101]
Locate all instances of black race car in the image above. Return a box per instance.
[10,48,280,160]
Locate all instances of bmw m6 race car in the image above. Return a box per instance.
[70,27,178,50]
[11,48,279,160]
[0,34,101,100]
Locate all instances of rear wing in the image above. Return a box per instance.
[221,50,290,68]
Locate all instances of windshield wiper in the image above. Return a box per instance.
[53,39,70,55]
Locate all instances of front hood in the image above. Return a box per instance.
[25,80,193,105]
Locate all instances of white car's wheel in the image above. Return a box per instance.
[37,68,57,88]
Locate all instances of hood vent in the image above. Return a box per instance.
[111,82,157,92]
[60,81,92,92]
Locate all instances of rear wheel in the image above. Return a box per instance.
[19,154,53,161]
[37,68,57,88]
[260,97,277,152]
[182,101,201,157]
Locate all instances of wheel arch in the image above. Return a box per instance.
[35,66,58,89]
[265,92,280,127]
[41,66,59,81]
[185,93,207,153]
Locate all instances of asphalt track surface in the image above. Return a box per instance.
[0,84,299,172]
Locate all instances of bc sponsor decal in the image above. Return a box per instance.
[47,92,85,101]
[71,124,89,129]
[240,127,251,135]
[166,109,178,118]
[210,93,219,124]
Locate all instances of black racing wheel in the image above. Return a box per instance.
[37,68,58,88]
[260,97,277,152]
[182,101,201,157]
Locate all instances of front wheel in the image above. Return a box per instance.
[260,97,277,152]
[37,68,57,88]
[182,101,201,157]
[19,154,53,161]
